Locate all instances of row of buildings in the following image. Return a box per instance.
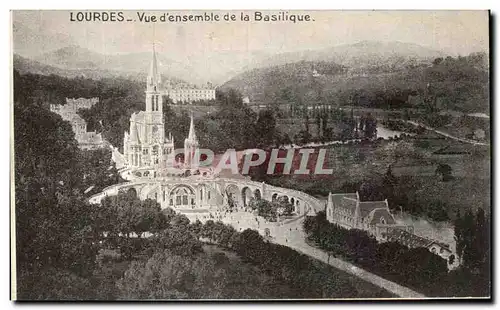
[50,98,105,150]
[325,192,456,266]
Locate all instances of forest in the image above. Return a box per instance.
[222,52,489,113]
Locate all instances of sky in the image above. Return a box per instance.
[12,10,489,58]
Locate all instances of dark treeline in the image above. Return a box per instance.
[14,72,125,298]
[14,70,144,106]
[288,107,377,144]
[303,211,490,297]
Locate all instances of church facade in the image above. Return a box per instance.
[326,192,401,236]
[123,46,175,168]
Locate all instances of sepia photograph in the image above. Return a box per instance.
[11,10,491,300]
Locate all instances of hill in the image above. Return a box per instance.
[221,50,489,113]
[14,54,141,81]
[13,53,188,85]
[30,45,199,84]
[254,40,444,71]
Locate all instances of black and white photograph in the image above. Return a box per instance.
[10,10,491,300]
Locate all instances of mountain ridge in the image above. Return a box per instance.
[18,40,447,85]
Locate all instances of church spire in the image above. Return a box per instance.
[147,43,161,89]
[188,112,197,141]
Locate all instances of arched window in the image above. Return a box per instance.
[380,216,386,224]
[170,186,195,208]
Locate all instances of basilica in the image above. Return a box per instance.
[123,46,198,169]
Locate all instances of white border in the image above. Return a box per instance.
[3,1,498,309]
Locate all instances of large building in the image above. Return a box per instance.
[123,46,175,168]
[50,97,104,150]
[164,85,216,104]
[326,192,407,236]
[326,191,455,264]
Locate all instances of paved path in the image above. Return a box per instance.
[188,210,426,299]
[407,120,489,146]
[269,219,426,298]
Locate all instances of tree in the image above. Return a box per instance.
[14,84,97,273]
[117,251,217,299]
[255,109,277,147]
[276,196,294,216]
[454,208,490,274]
[400,247,448,286]
[382,165,397,208]
[294,130,312,146]
[473,208,489,275]
[361,113,377,140]
[435,164,453,182]
[433,57,444,66]
[426,200,449,222]
[232,229,265,262]
[17,267,95,300]
[189,219,203,237]
[154,227,203,257]
[359,179,385,202]
[455,210,476,268]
